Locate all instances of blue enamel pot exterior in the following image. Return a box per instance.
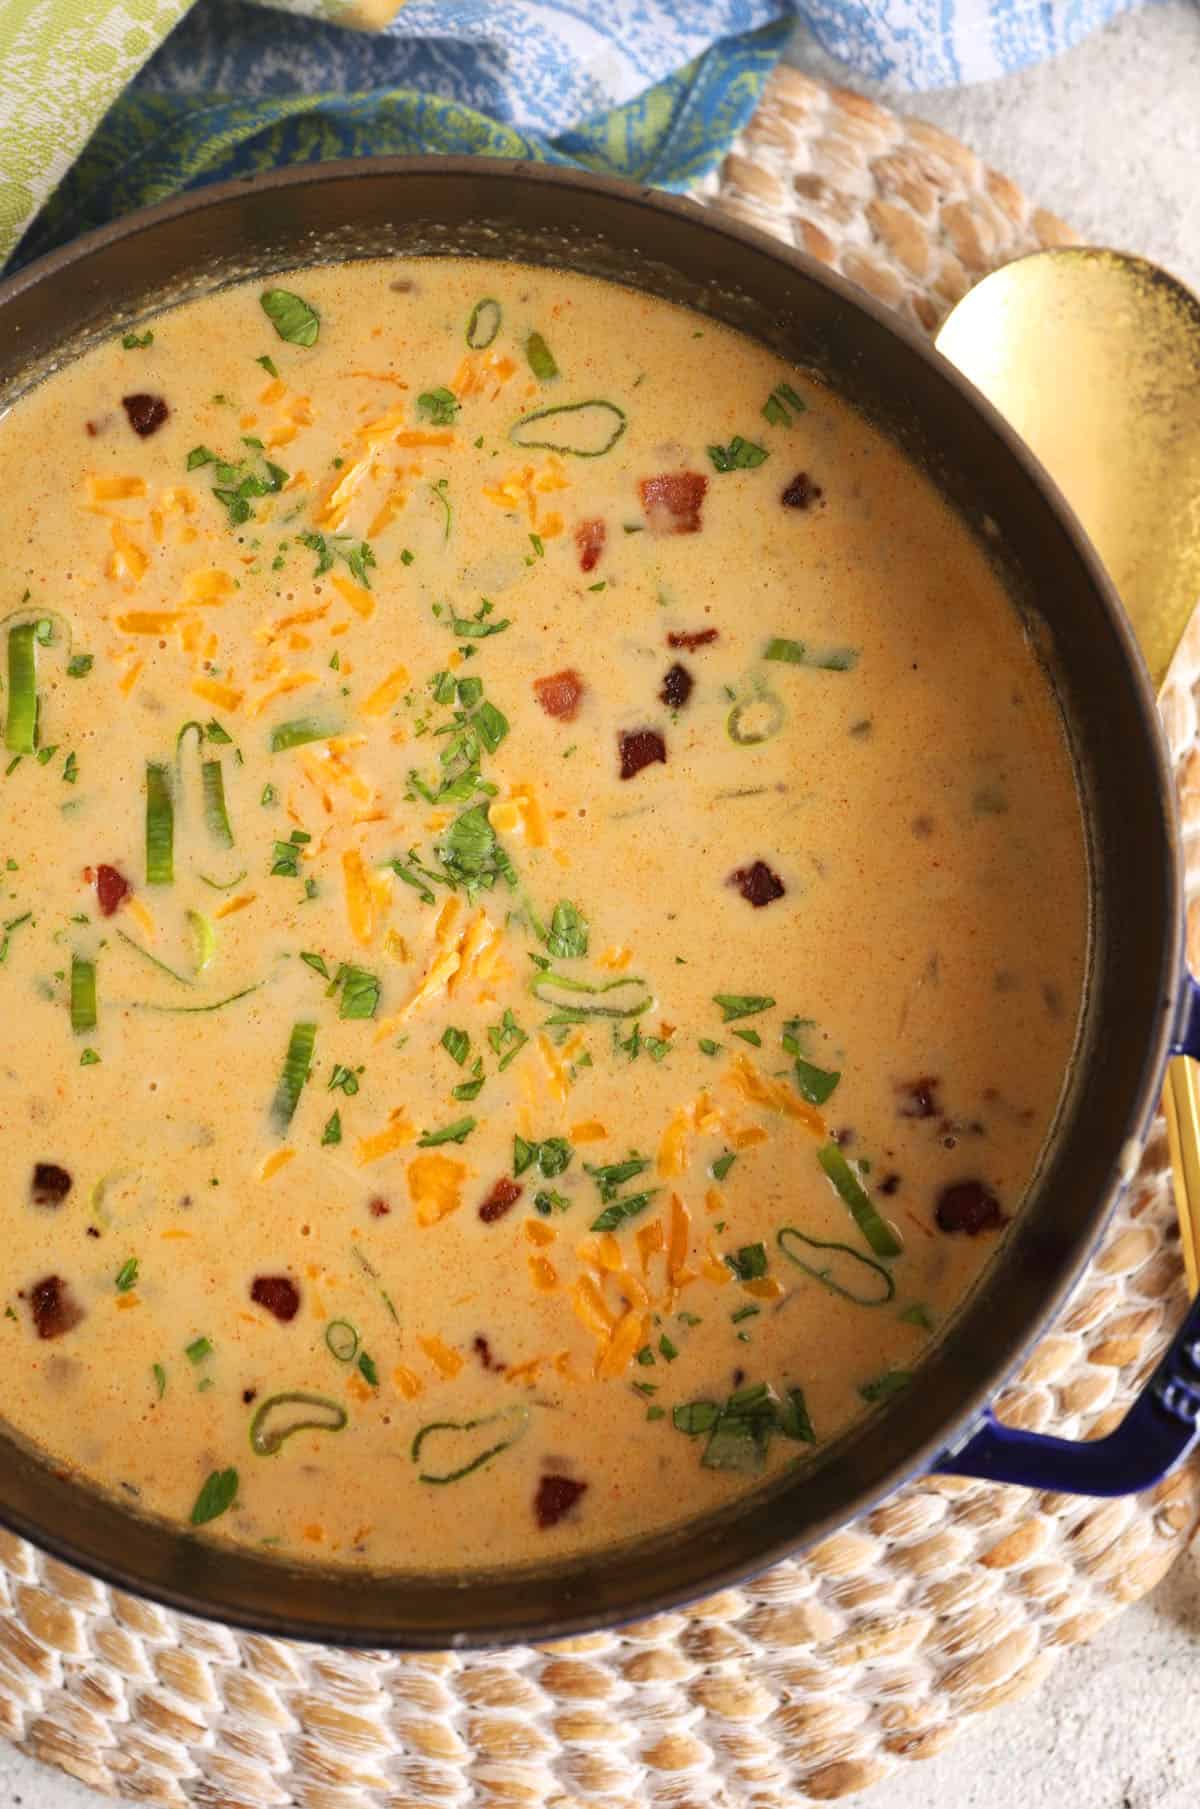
[0,160,1194,1647]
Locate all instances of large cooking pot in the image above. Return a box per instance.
[3,159,1199,1649]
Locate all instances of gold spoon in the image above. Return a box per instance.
[936,248,1200,1293]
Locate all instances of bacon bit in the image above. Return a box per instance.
[639,471,707,535]
[122,394,169,437]
[473,1335,504,1371]
[935,1180,1007,1235]
[534,669,584,722]
[95,864,131,917]
[781,471,823,510]
[368,1196,391,1218]
[30,1275,83,1339]
[878,1172,901,1196]
[86,420,101,437]
[618,728,667,780]
[896,1077,941,1119]
[660,664,693,710]
[534,1473,587,1529]
[729,861,785,907]
[479,1177,522,1223]
[250,1275,301,1322]
[575,517,606,572]
[667,627,719,650]
[30,1164,72,1207]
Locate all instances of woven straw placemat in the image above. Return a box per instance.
[3,65,1199,1809]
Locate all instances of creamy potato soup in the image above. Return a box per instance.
[0,259,1087,1568]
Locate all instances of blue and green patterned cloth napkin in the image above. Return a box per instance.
[1,0,1142,273]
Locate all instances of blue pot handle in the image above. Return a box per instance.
[937,976,1200,1495]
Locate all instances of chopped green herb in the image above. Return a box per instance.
[261,783,277,806]
[300,951,329,979]
[710,1151,736,1182]
[699,1038,722,1056]
[533,1188,570,1215]
[80,1048,100,1066]
[321,1111,342,1147]
[450,598,510,640]
[66,654,93,678]
[417,1117,476,1147]
[658,1334,678,1361]
[62,751,78,785]
[260,288,320,346]
[713,993,775,1022]
[646,1405,666,1421]
[731,1304,760,1324]
[327,1063,361,1095]
[153,1363,167,1398]
[859,1368,913,1405]
[529,533,545,558]
[900,1302,935,1330]
[708,436,769,472]
[513,1135,573,1179]
[417,387,460,426]
[792,1056,841,1105]
[115,1257,139,1293]
[764,636,859,671]
[190,1468,238,1526]
[256,354,279,377]
[487,1007,528,1069]
[673,1401,720,1436]
[441,1026,471,1066]
[762,380,807,427]
[357,1351,379,1388]
[725,1242,768,1281]
[338,965,380,1020]
[122,330,154,349]
[546,899,589,960]
[584,1154,651,1201]
[635,1345,656,1367]
[731,1027,761,1047]
[186,1336,213,1364]
[590,1191,657,1234]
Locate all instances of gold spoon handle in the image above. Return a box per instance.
[1164,1057,1200,1297]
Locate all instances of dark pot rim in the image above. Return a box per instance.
[0,157,1180,1647]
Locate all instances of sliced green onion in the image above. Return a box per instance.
[4,625,37,755]
[525,333,558,381]
[765,636,858,671]
[271,1020,316,1132]
[860,1368,912,1405]
[727,690,785,746]
[778,1227,895,1305]
[136,982,262,1014]
[70,956,97,1034]
[509,399,627,459]
[249,1391,347,1456]
[198,868,248,891]
[530,968,651,1021]
[186,911,216,973]
[466,298,502,349]
[270,718,339,753]
[202,761,234,848]
[816,1144,903,1258]
[411,1404,529,1484]
[145,762,174,885]
[324,1320,359,1363]
[116,927,192,986]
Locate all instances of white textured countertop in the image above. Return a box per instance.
[3,6,1200,1804]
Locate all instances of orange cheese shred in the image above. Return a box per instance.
[418,1335,464,1378]
[354,1113,416,1167]
[407,1151,466,1225]
[342,848,373,946]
